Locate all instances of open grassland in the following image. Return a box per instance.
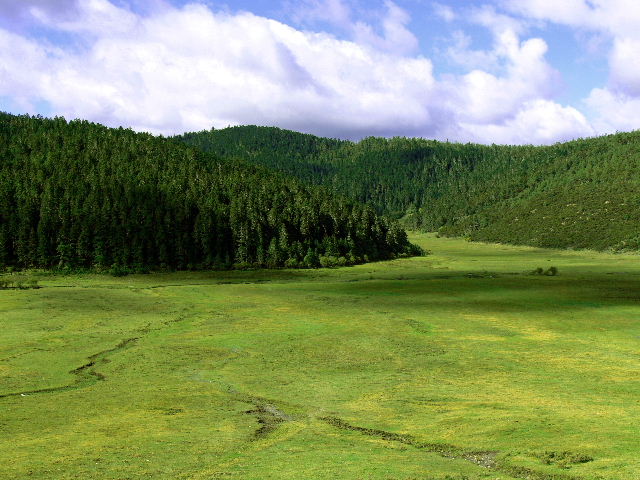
[1,234,639,480]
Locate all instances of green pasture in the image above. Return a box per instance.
[1,234,639,479]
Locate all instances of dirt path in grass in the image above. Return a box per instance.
[245,400,295,439]
[0,337,139,399]
[0,307,194,400]
[231,390,584,480]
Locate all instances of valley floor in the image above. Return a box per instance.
[1,234,639,479]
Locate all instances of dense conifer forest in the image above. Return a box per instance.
[178,126,640,251]
[0,113,419,271]
[2,112,637,273]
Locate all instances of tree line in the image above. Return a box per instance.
[0,113,420,271]
[177,126,640,251]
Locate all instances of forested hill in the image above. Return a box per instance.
[178,126,348,186]
[0,113,419,271]
[177,126,640,251]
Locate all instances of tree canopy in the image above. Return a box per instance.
[0,113,419,271]
[178,126,640,251]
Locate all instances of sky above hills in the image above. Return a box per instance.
[1,0,639,144]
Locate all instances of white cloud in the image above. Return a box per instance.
[502,0,640,35]
[30,0,139,35]
[472,4,526,38]
[609,37,640,96]
[439,31,592,144]
[500,0,593,27]
[430,4,594,144]
[291,0,418,55]
[288,0,352,29]
[585,88,640,133]
[503,0,640,134]
[444,6,528,71]
[433,2,455,22]
[445,30,498,70]
[362,0,418,55]
[0,0,80,26]
[0,3,436,137]
[0,0,597,144]
[458,100,594,145]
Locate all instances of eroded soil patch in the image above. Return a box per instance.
[0,337,139,399]
[320,416,582,480]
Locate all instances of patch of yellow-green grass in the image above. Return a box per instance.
[1,233,639,479]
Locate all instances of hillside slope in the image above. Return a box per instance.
[177,127,640,251]
[0,113,418,271]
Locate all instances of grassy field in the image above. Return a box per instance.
[1,233,639,480]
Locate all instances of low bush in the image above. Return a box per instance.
[109,264,131,277]
[529,267,558,276]
[0,279,40,290]
[284,258,300,269]
[537,451,593,469]
[319,255,339,268]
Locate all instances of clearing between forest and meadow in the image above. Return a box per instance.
[1,234,639,480]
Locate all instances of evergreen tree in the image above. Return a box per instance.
[0,113,418,271]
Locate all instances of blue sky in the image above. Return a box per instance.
[0,0,639,144]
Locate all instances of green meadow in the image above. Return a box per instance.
[1,234,639,480]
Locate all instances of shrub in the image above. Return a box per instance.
[109,264,130,277]
[284,258,300,269]
[303,248,320,268]
[0,279,40,289]
[134,264,151,274]
[537,451,593,468]
[612,235,640,252]
[231,262,254,271]
[544,266,558,276]
[402,243,427,257]
[319,255,339,268]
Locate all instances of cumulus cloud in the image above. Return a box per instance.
[30,0,138,35]
[351,0,419,55]
[0,2,437,137]
[290,0,418,55]
[0,0,596,144]
[458,100,594,145]
[502,0,640,35]
[445,6,525,70]
[433,4,593,143]
[585,88,640,134]
[503,0,640,134]
[445,30,498,70]
[438,31,593,144]
[609,37,640,96]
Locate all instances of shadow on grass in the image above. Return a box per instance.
[310,272,640,314]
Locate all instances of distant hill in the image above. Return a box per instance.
[0,113,418,271]
[177,126,640,251]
